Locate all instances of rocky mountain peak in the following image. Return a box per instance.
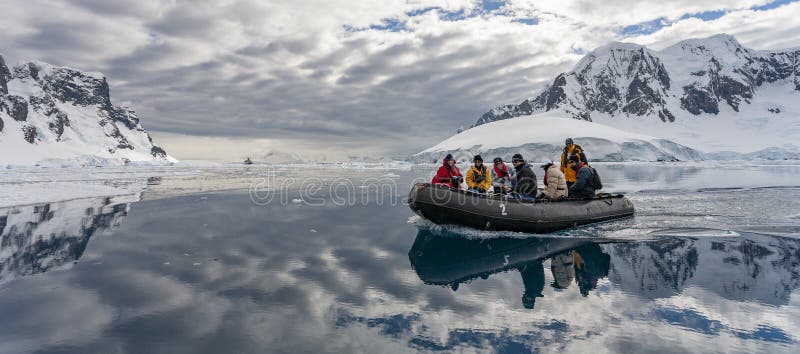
[474,34,799,128]
[0,54,174,166]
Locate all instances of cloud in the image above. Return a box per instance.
[1,0,798,160]
[623,1,800,50]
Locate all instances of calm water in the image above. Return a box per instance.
[1,163,800,353]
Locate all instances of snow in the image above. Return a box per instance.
[416,112,702,162]
[423,112,656,151]
[590,82,800,154]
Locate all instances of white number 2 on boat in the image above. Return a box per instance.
[499,204,507,216]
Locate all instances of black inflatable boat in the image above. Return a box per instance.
[407,183,634,233]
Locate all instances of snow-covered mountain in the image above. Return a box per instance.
[0,55,175,166]
[472,34,800,155]
[414,113,703,163]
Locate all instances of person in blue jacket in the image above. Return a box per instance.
[567,155,595,198]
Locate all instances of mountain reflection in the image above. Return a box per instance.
[605,234,800,305]
[410,229,800,308]
[0,194,138,284]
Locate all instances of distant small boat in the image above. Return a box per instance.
[408,183,634,234]
[243,158,253,165]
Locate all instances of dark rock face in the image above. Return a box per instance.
[41,67,112,107]
[0,95,28,121]
[714,75,752,112]
[27,95,71,140]
[99,118,134,151]
[754,52,794,85]
[0,56,10,95]
[543,74,569,110]
[22,125,36,143]
[622,76,661,115]
[104,106,141,130]
[28,95,58,116]
[151,146,167,158]
[474,36,800,127]
[0,117,4,132]
[658,109,675,122]
[12,62,39,81]
[794,50,800,91]
[681,84,719,115]
[48,112,70,140]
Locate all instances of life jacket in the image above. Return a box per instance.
[472,165,487,178]
[561,144,586,182]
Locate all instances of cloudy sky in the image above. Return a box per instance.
[2,0,799,161]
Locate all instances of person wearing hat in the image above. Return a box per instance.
[539,158,568,199]
[431,153,463,189]
[518,260,545,309]
[465,155,492,193]
[491,157,514,194]
[567,154,595,198]
[560,138,588,187]
[511,153,538,200]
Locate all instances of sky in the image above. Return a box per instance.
[1,0,799,161]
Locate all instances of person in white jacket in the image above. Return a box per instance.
[490,157,515,194]
[539,158,568,199]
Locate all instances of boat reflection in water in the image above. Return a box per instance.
[409,229,614,309]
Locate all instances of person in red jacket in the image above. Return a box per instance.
[431,153,463,189]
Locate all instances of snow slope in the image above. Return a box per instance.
[0,55,176,166]
[414,112,703,163]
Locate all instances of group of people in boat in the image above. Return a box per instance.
[431,138,600,200]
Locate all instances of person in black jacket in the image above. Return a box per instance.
[567,155,595,198]
[519,260,545,309]
[511,153,537,200]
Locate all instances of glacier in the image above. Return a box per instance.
[414,113,704,163]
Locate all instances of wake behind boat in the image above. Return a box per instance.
[407,183,634,234]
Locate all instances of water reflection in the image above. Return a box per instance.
[0,164,799,353]
[605,234,800,305]
[409,230,614,309]
[411,228,800,309]
[0,194,138,284]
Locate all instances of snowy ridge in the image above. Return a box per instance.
[414,113,703,163]
[0,55,176,166]
[473,34,800,155]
